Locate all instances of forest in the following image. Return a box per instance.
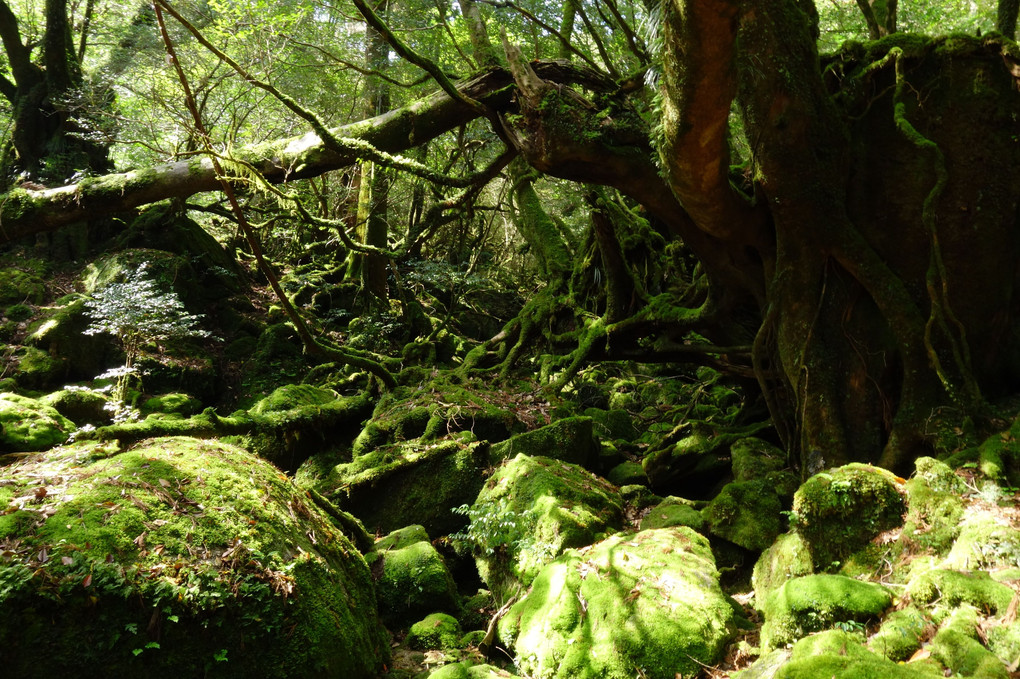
[0,0,1019,676]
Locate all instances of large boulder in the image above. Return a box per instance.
[466,454,623,599]
[321,437,491,537]
[791,463,906,569]
[760,574,893,650]
[498,527,746,679]
[366,525,460,627]
[0,437,389,678]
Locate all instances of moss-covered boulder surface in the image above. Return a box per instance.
[467,453,624,599]
[367,525,460,627]
[0,392,75,451]
[0,437,389,678]
[760,574,893,650]
[498,527,746,679]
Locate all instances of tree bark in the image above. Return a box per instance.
[1000,0,1019,39]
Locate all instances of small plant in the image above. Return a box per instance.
[82,262,211,417]
[450,499,536,556]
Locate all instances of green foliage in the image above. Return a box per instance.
[82,262,211,415]
[84,262,210,362]
[449,499,537,557]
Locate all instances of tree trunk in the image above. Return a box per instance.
[347,0,393,300]
[1000,0,1019,39]
[0,0,111,184]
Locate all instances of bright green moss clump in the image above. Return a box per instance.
[499,527,745,679]
[760,574,893,650]
[792,463,906,569]
[468,453,623,599]
[407,612,463,650]
[907,568,1015,614]
[0,392,75,451]
[366,525,460,627]
[0,437,389,678]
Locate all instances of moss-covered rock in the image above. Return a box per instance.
[0,267,46,305]
[583,407,637,441]
[498,527,745,679]
[868,606,929,661]
[752,531,815,601]
[930,606,1009,679]
[639,495,706,532]
[25,294,116,380]
[367,526,459,627]
[12,345,66,389]
[242,389,373,472]
[605,460,647,486]
[427,660,520,678]
[40,388,111,426]
[746,629,942,679]
[407,613,463,650]
[939,511,1020,572]
[901,461,967,556]
[907,568,1016,614]
[792,463,906,569]
[0,437,389,678]
[0,392,75,451]
[322,438,489,537]
[488,416,598,467]
[702,479,785,551]
[351,382,523,458]
[469,454,623,599]
[141,392,202,417]
[731,437,788,481]
[760,574,893,650]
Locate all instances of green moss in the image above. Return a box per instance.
[767,629,941,678]
[901,473,965,556]
[703,479,785,551]
[606,461,647,486]
[752,532,815,602]
[583,407,637,440]
[5,303,33,321]
[940,511,1020,571]
[760,574,893,650]
[407,613,463,650]
[370,531,459,627]
[907,569,1015,614]
[499,527,744,679]
[0,392,75,451]
[142,393,201,416]
[25,294,113,379]
[323,438,489,537]
[0,437,388,678]
[930,606,1009,678]
[469,454,623,599]
[351,381,522,458]
[868,606,929,661]
[13,345,65,389]
[249,384,337,415]
[488,416,597,467]
[640,496,706,532]
[985,620,1020,670]
[0,267,46,305]
[792,464,906,569]
[40,388,110,426]
[731,437,788,482]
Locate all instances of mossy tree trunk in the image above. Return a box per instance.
[657,1,1020,473]
[347,0,393,301]
[0,0,111,185]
